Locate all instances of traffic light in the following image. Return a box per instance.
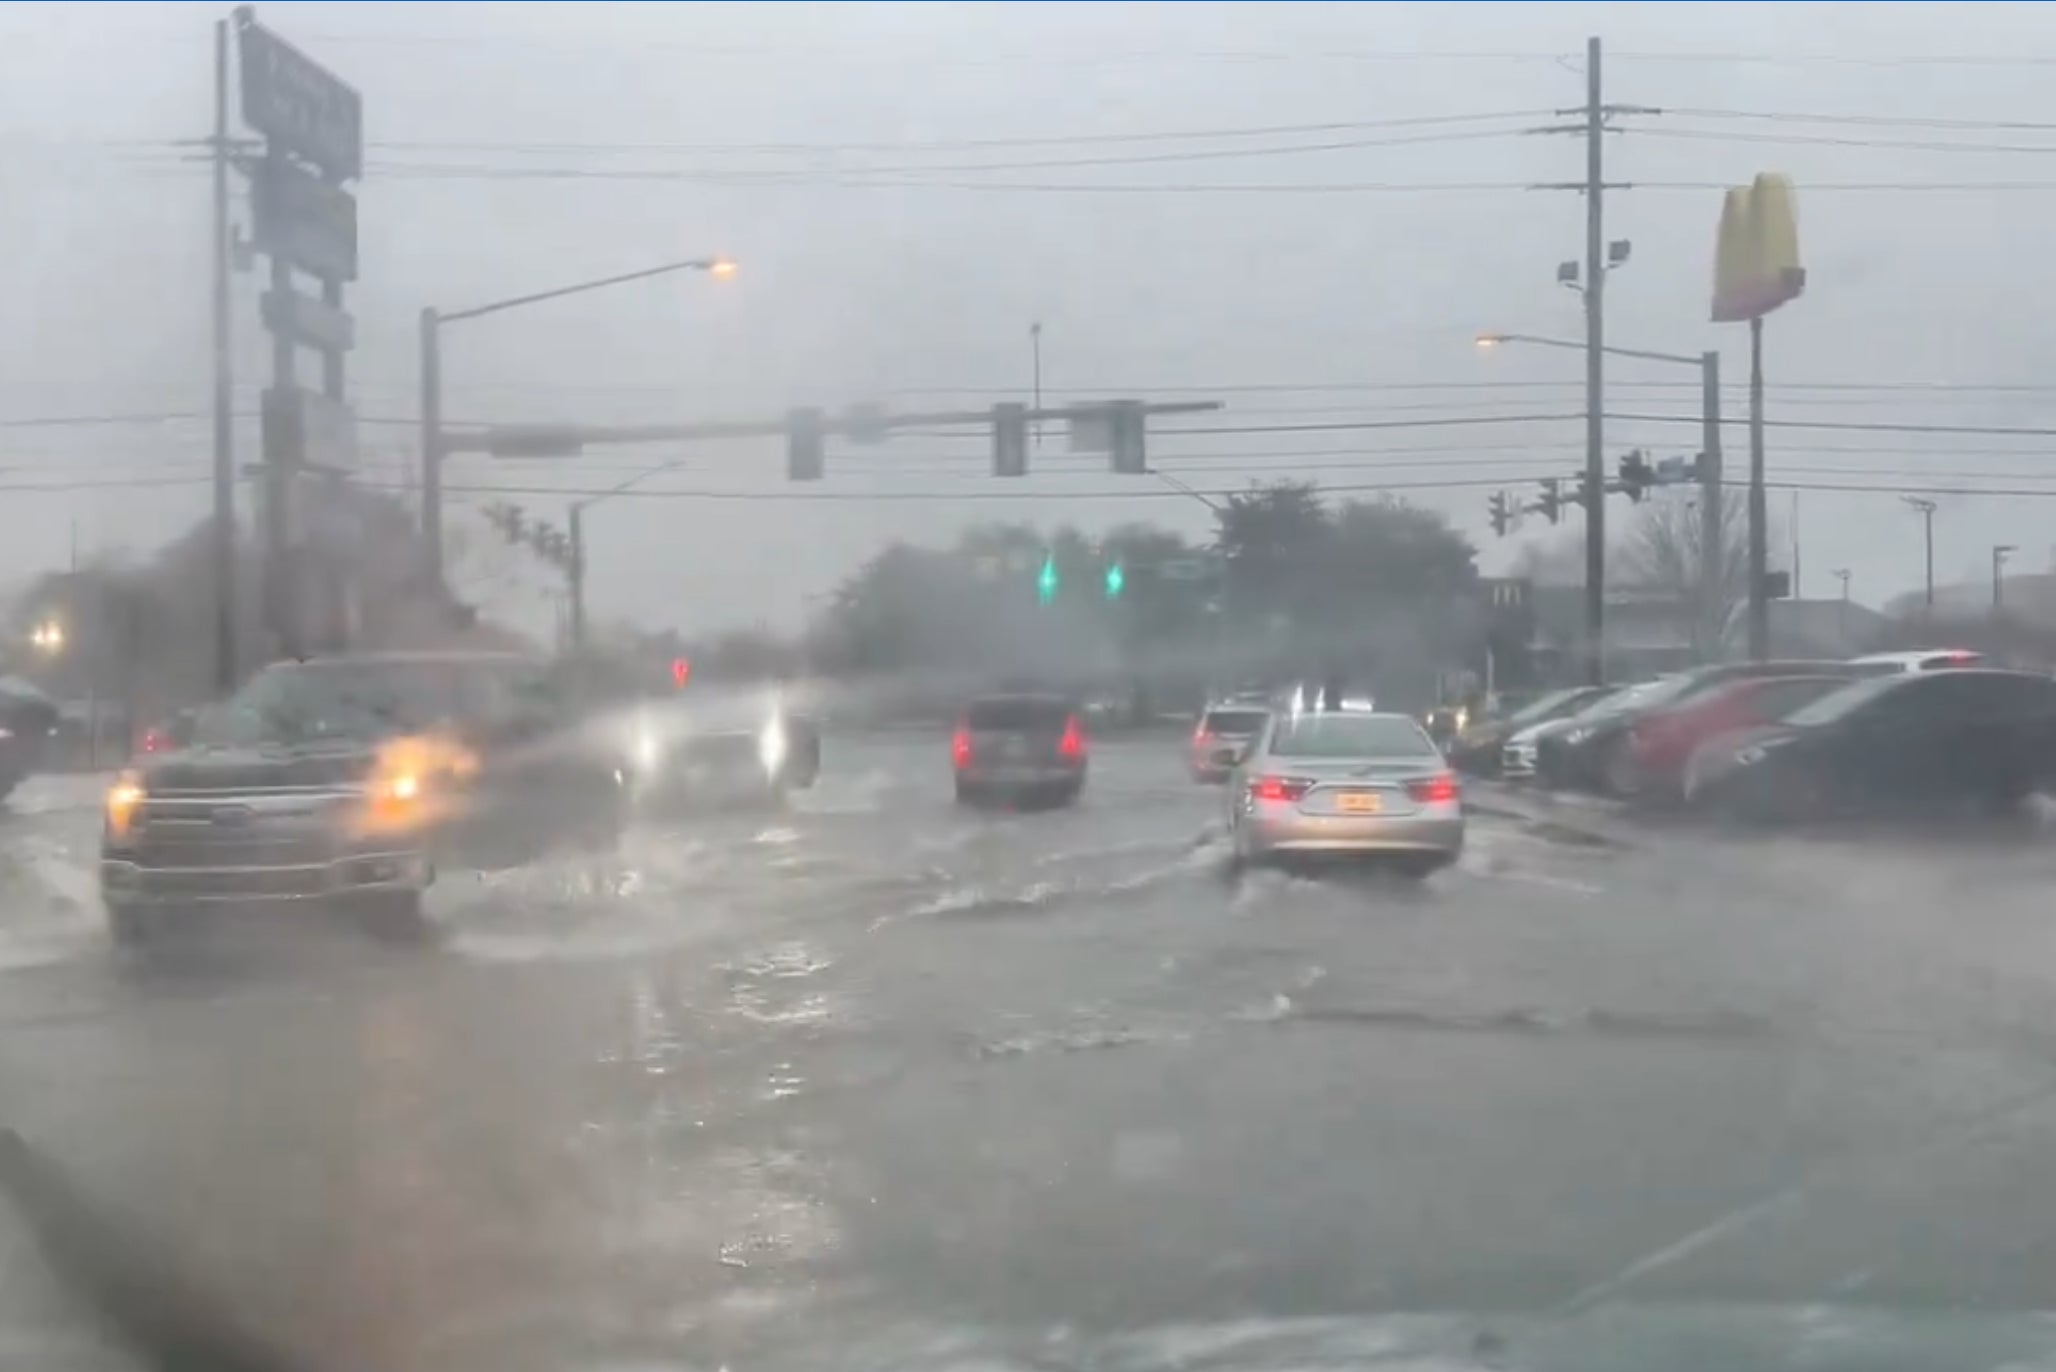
[1488,491,1511,538]
[1618,449,1653,502]
[1109,400,1147,475]
[1037,553,1059,605]
[786,406,824,481]
[1575,472,1596,512]
[670,656,692,687]
[992,402,1027,478]
[1104,560,1125,599]
[1536,478,1562,525]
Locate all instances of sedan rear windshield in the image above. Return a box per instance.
[1202,710,1269,735]
[966,698,1074,731]
[1268,713,1437,759]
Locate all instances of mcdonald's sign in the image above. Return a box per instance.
[1711,172,1806,323]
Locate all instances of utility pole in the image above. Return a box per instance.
[209,17,237,691]
[1904,496,1937,614]
[1832,568,1851,651]
[419,307,444,591]
[1698,348,1723,658]
[1580,34,1606,687]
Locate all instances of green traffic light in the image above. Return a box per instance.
[1104,562,1125,599]
[1037,555,1059,605]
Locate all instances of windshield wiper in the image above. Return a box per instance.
[0,1128,314,1372]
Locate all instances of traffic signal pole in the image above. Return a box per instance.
[567,503,586,651]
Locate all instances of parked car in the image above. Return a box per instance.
[1502,681,1659,781]
[1683,668,2056,824]
[951,693,1088,808]
[1535,660,1877,796]
[1849,648,1988,673]
[1226,707,1462,877]
[1447,684,1615,778]
[1621,675,1851,802]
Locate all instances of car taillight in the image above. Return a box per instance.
[1193,727,1214,748]
[139,728,166,754]
[951,725,973,769]
[1250,775,1312,803]
[1059,715,1086,759]
[1406,772,1459,804]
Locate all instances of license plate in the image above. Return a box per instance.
[1336,791,1383,814]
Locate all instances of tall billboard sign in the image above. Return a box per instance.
[233,5,365,656]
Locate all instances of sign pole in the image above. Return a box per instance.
[210,16,237,690]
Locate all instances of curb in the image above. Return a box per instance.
[1465,785,1631,848]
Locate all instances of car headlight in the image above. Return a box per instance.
[759,718,788,776]
[105,770,144,839]
[631,728,664,774]
[1564,727,1592,746]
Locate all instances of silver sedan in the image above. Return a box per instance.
[1226,709,1464,876]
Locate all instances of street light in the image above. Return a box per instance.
[1477,330,1735,659]
[419,253,735,590]
[564,454,703,650]
[29,619,63,653]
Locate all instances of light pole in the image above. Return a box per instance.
[1029,321,1044,449]
[1993,543,2017,614]
[1477,333,1728,659]
[419,254,735,592]
[566,455,704,650]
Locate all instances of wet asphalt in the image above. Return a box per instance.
[0,740,2053,1369]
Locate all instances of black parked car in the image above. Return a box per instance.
[1684,668,2056,825]
[1534,660,1878,797]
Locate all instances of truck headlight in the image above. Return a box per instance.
[105,770,144,839]
[759,718,788,776]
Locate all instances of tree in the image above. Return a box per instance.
[1617,490,1762,657]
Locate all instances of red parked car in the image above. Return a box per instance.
[1625,675,1850,800]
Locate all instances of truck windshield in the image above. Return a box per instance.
[198,661,472,746]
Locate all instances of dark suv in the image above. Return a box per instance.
[951,694,1088,808]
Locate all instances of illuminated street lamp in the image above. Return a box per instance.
[29,619,63,653]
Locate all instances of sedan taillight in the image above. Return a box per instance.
[1058,715,1086,760]
[951,725,973,769]
[1250,775,1313,803]
[1406,772,1459,805]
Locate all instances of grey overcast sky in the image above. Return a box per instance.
[4,1,2056,636]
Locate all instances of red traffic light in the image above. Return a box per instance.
[670,657,692,688]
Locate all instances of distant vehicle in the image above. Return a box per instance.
[0,681,58,801]
[952,693,1088,808]
[1622,675,1850,802]
[1849,648,1988,673]
[1535,660,1877,796]
[1447,685,1613,778]
[99,651,619,948]
[1189,701,1271,783]
[1683,668,2056,824]
[1226,708,1463,877]
[136,707,200,757]
[620,697,820,811]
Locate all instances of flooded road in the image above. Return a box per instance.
[0,740,2055,1369]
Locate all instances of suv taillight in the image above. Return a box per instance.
[951,724,973,769]
[1059,715,1085,760]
